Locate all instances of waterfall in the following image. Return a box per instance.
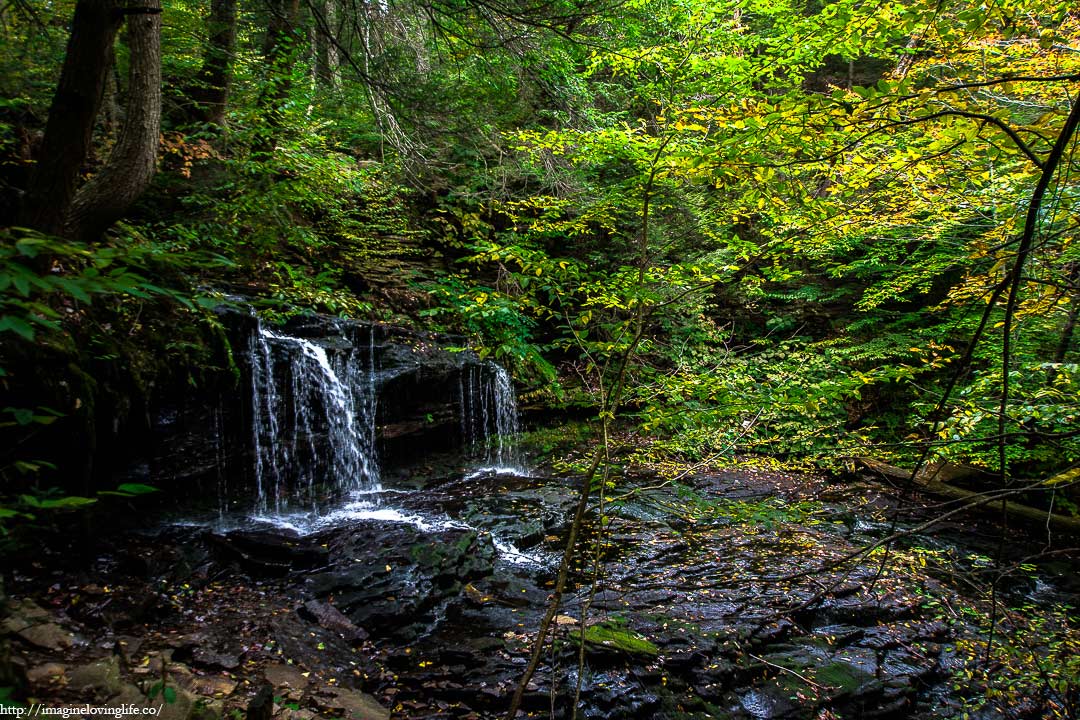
[245,312,526,520]
[248,319,380,515]
[459,361,527,475]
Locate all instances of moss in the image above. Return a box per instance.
[813,661,872,694]
[409,531,479,568]
[409,541,445,567]
[578,620,659,658]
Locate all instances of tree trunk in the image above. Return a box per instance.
[187,0,237,125]
[101,50,122,138]
[64,0,162,242]
[16,0,123,237]
[254,0,302,156]
[853,457,1080,537]
[312,0,337,88]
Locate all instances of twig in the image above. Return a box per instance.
[748,653,826,691]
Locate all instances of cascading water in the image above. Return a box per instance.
[459,361,527,475]
[238,317,535,560]
[248,319,380,516]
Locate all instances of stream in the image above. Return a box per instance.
[3,314,1077,720]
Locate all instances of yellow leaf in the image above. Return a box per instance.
[1045,469,1080,486]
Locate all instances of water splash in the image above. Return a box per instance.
[248,319,380,515]
[459,361,527,476]
[248,490,544,566]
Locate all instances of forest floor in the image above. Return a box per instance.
[3,463,1078,719]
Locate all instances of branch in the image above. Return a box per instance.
[935,74,1080,92]
[882,109,1045,169]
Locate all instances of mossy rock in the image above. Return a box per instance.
[814,660,874,694]
[576,621,659,658]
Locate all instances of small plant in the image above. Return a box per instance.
[147,659,177,705]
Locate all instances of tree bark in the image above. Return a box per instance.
[312,0,337,87]
[187,0,237,125]
[254,0,302,156]
[64,0,162,242]
[16,0,123,237]
[101,49,122,138]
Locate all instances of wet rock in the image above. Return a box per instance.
[15,623,75,652]
[810,624,864,647]
[806,595,918,627]
[858,626,903,651]
[913,620,950,642]
[27,663,67,689]
[191,648,241,671]
[264,663,309,691]
[740,687,779,719]
[458,487,573,549]
[301,600,368,642]
[315,687,391,720]
[69,656,122,698]
[306,524,496,639]
[270,611,354,676]
[879,652,934,684]
[572,666,662,719]
[172,639,241,671]
[207,531,329,576]
[750,618,797,645]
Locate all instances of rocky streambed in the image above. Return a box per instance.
[3,466,1077,719]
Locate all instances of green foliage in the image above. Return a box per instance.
[148,680,177,705]
[421,272,554,379]
[949,603,1080,719]
[0,482,160,536]
[909,549,1080,718]
[0,229,212,341]
[2,0,1078,552]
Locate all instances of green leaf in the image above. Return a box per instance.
[115,483,159,495]
[7,407,34,425]
[0,316,35,340]
[35,496,97,509]
[11,273,30,296]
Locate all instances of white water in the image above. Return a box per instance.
[459,362,528,476]
[249,319,379,515]
[244,320,535,562]
[249,490,544,566]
